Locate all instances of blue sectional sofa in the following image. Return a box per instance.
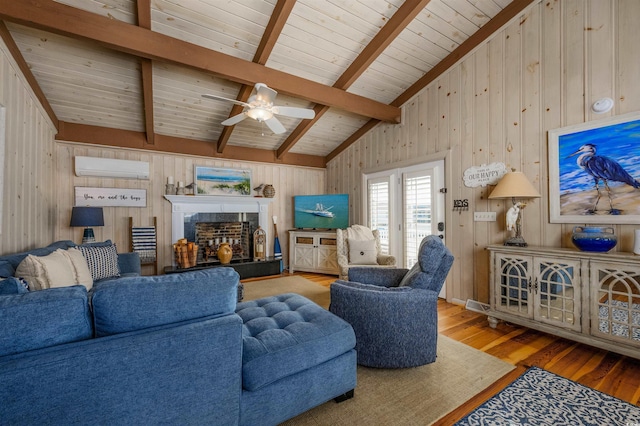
[0,243,356,425]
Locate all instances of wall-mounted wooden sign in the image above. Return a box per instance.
[463,162,507,188]
[75,187,147,207]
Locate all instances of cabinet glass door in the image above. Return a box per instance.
[590,261,640,345]
[495,253,532,318]
[534,257,581,331]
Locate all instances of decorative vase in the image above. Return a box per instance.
[263,184,275,198]
[217,242,233,264]
[571,226,617,252]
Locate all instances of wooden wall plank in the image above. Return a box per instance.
[327,0,640,304]
[53,141,325,271]
[0,36,56,255]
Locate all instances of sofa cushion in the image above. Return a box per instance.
[0,277,29,295]
[0,260,15,278]
[348,238,377,265]
[0,240,76,271]
[235,293,356,391]
[0,286,92,357]
[91,267,239,337]
[15,251,77,291]
[78,243,120,282]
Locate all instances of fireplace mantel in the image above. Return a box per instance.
[164,195,274,254]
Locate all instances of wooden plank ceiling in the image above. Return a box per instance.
[0,0,534,168]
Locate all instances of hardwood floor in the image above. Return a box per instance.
[263,271,640,422]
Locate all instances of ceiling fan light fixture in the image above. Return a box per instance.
[246,107,273,122]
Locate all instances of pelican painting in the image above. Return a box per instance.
[549,113,640,223]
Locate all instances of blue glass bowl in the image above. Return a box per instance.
[571,227,617,252]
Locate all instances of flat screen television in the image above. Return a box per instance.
[294,194,349,230]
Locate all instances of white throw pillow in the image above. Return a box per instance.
[58,248,93,290]
[348,238,378,265]
[16,251,76,290]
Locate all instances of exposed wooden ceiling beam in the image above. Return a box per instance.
[277,0,431,159]
[136,0,154,146]
[333,0,432,89]
[0,0,400,124]
[216,0,296,154]
[0,20,58,128]
[216,85,254,154]
[56,121,326,168]
[326,0,537,161]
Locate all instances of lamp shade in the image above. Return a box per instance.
[70,207,104,227]
[488,172,541,199]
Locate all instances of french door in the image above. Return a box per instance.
[365,160,445,294]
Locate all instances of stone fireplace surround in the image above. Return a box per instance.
[164,195,274,266]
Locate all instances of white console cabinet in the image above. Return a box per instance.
[288,230,339,275]
[488,245,640,360]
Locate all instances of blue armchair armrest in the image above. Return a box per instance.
[347,267,409,287]
[118,252,141,276]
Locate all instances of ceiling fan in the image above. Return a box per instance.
[202,83,315,134]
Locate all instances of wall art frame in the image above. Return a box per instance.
[548,111,640,224]
[194,166,252,197]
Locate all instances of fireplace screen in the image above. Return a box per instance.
[184,212,259,265]
[195,221,251,264]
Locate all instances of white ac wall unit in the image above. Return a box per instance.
[74,156,150,180]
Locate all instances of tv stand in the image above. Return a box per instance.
[288,230,339,275]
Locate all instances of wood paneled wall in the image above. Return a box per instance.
[54,142,326,272]
[0,37,57,255]
[327,0,640,304]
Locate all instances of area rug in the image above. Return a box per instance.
[243,276,515,425]
[455,367,640,425]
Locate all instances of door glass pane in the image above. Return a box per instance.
[368,179,390,253]
[498,256,529,314]
[403,171,432,268]
[536,261,575,325]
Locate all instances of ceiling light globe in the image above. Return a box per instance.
[247,108,273,122]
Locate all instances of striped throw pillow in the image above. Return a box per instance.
[79,244,120,281]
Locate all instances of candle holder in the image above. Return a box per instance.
[165,184,176,195]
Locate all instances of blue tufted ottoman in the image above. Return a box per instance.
[235,293,357,425]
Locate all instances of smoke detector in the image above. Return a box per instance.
[591,97,614,114]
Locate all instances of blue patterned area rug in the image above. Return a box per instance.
[455,367,640,425]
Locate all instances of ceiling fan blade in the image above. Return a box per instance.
[221,113,248,126]
[264,117,286,134]
[254,83,277,104]
[202,94,251,108]
[271,106,316,119]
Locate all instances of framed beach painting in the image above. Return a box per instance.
[548,111,640,224]
[194,166,252,196]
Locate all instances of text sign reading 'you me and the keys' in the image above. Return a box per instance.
[75,187,147,207]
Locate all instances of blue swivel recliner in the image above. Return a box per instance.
[329,235,454,368]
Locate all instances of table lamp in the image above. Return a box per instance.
[70,206,104,244]
[488,171,541,247]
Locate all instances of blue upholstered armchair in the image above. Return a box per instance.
[329,235,454,368]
